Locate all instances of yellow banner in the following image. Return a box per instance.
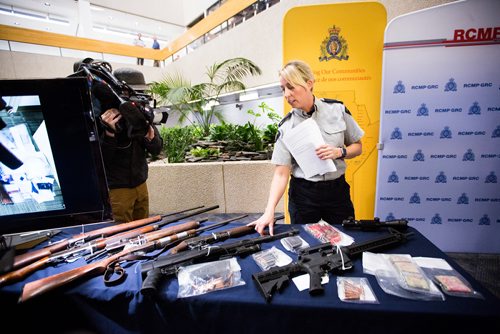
[283,2,386,220]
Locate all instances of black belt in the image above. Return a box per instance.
[290,175,345,188]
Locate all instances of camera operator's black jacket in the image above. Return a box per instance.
[99,127,162,189]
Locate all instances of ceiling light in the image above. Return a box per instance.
[0,9,69,25]
[90,5,104,11]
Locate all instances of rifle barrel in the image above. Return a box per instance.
[169,214,250,254]
[12,205,218,271]
[18,219,204,302]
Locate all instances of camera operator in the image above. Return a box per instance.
[98,68,163,224]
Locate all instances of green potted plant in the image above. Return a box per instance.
[149,57,262,137]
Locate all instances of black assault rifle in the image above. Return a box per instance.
[342,217,409,231]
[252,229,413,302]
[140,228,300,297]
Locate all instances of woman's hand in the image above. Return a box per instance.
[248,164,291,236]
[316,144,342,160]
[247,211,276,236]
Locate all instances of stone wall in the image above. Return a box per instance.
[147,160,284,215]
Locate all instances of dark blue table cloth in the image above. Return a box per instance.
[1,215,499,334]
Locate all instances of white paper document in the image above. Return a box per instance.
[414,257,453,270]
[292,273,329,291]
[282,118,337,178]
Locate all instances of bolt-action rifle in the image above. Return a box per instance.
[342,217,408,231]
[0,219,205,287]
[9,205,217,272]
[252,229,413,302]
[140,227,299,298]
[19,215,244,303]
[169,214,284,254]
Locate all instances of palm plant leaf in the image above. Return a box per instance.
[208,58,262,85]
[150,72,191,105]
[151,57,262,136]
[217,80,246,95]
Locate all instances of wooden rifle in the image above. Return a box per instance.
[19,214,247,302]
[7,205,218,273]
[169,213,284,254]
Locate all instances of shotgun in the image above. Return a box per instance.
[2,219,201,288]
[169,213,284,254]
[19,216,243,303]
[0,205,220,286]
[10,205,217,271]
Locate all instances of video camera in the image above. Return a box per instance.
[70,58,168,139]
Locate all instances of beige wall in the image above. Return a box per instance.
[0,50,166,81]
[0,0,456,85]
[162,0,456,88]
[0,0,455,215]
[147,160,284,215]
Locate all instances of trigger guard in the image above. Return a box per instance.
[104,263,127,286]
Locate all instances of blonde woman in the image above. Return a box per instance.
[250,60,364,235]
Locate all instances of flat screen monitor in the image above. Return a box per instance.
[0,77,113,235]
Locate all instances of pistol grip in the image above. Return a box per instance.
[140,267,162,298]
[306,268,325,295]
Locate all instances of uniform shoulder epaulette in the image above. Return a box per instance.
[278,112,292,127]
[321,98,343,105]
[321,98,351,115]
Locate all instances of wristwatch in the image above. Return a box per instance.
[340,147,347,158]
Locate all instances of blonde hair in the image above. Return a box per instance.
[279,60,315,91]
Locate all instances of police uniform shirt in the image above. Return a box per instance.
[271,97,364,182]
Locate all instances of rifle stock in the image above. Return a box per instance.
[0,256,51,287]
[20,251,117,302]
[19,219,203,302]
[12,205,216,270]
[13,240,70,271]
[0,220,201,287]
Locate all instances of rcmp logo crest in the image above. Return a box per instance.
[319,25,349,62]
[444,78,457,92]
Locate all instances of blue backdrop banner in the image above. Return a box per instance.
[375,0,500,253]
